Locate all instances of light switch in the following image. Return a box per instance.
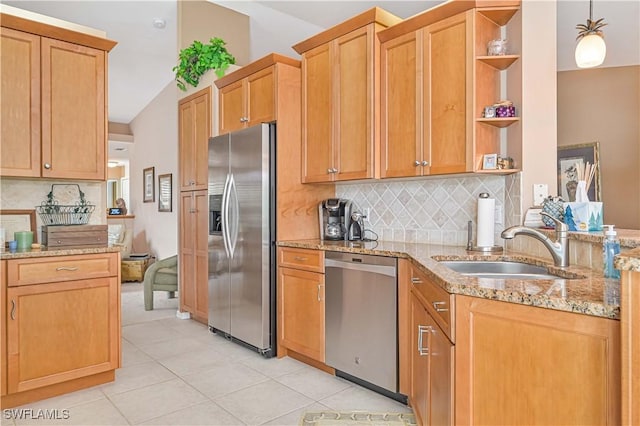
[533,184,548,206]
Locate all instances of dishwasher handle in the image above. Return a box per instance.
[325,258,396,278]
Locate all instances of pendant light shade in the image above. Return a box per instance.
[574,0,607,68]
[575,33,606,68]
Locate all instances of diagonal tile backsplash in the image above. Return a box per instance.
[336,175,507,246]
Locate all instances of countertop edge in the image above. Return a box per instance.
[278,240,620,320]
[1,246,122,259]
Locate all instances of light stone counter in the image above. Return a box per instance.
[615,247,640,272]
[0,246,121,260]
[278,239,620,320]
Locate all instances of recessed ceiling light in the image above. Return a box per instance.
[153,18,166,29]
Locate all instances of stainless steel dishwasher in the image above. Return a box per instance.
[325,251,398,397]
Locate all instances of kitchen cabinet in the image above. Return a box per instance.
[277,247,325,363]
[218,66,275,135]
[380,12,472,178]
[621,269,640,425]
[179,190,209,323]
[455,295,620,425]
[0,21,116,180]
[179,87,211,191]
[1,252,120,408]
[408,263,454,426]
[1,260,6,397]
[293,8,401,183]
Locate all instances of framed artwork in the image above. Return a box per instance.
[482,153,498,170]
[0,209,37,246]
[158,173,172,212]
[143,167,155,203]
[557,142,601,202]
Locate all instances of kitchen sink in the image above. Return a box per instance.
[438,260,571,280]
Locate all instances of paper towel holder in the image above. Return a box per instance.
[466,221,504,253]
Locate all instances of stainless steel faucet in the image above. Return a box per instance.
[500,212,570,267]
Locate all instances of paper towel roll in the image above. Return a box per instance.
[477,193,495,247]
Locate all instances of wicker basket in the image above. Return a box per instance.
[36,184,95,226]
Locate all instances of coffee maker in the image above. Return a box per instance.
[319,198,352,241]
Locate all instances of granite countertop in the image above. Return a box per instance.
[615,247,640,272]
[539,227,640,248]
[278,239,621,320]
[0,246,121,260]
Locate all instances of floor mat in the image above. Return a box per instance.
[300,411,417,426]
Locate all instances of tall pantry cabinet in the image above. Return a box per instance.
[1,16,116,180]
[178,87,211,324]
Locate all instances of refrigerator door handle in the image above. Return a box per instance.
[221,173,231,259]
[228,173,239,258]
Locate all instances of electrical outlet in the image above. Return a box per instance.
[533,184,548,206]
[363,208,371,220]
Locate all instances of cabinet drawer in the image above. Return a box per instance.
[411,267,454,342]
[7,253,119,286]
[278,247,324,273]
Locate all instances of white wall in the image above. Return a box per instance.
[129,82,179,259]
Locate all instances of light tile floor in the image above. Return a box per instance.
[2,282,411,426]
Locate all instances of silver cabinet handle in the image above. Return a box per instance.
[327,168,333,174]
[44,163,52,169]
[189,180,195,186]
[414,160,421,166]
[411,277,422,284]
[422,161,429,166]
[294,256,308,262]
[418,325,431,356]
[317,284,323,302]
[56,266,78,271]
[332,168,338,173]
[433,301,448,312]
[10,300,16,320]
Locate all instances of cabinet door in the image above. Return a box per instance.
[41,38,106,180]
[246,66,275,127]
[380,31,422,178]
[429,309,453,426]
[424,14,470,175]
[455,295,620,425]
[179,88,211,191]
[278,267,325,362]
[179,191,208,323]
[301,43,334,183]
[6,277,119,393]
[1,260,6,396]
[334,26,373,181]
[219,80,245,135]
[411,295,430,426]
[0,28,41,178]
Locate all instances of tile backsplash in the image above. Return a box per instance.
[336,175,507,246]
[0,178,106,242]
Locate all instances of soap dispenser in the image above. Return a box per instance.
[603,225,621,280]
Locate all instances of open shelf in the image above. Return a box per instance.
[474,168,520,176]
[477,7,519,26]
[476,55,519,70]
[476,117,520,128]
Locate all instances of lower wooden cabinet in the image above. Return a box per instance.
[277,247,325,363]
[621,269,640,425]
[1,252,121,407]
[455,295,620,425]
[410,288,454,426]
[179,190,208,323]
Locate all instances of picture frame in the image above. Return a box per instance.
[143,167,155,203]
[0,209,37,246]
[482,153,498,170]
[158,173,172,212]
[557,142,601,202]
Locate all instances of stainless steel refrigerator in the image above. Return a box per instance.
[207,123,276,357]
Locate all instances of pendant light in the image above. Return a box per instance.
[575,0,607,68]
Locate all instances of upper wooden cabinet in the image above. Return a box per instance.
[293,8,402,183]
[0,17,116,180]
[381,12,472,178]
[179,87,211,191]
[215,54,299,136]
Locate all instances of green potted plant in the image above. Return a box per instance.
[173,37,236,91]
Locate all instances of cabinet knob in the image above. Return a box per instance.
[327,168,333,174]
[422,161,429,167]
[44,163,52,169]
[332,168,338,173]
[414,161,420,166]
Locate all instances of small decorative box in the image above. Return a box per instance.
[563,202,603,232]
[495,105,516,117]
